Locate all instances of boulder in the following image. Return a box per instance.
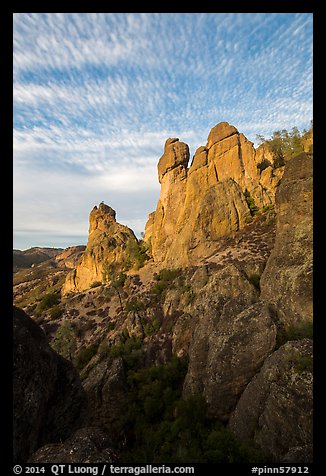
[182,265,276,420]
[229,339,313,462]
[188,146,208,173]
[206,121,238,148]
[28,427,117,463]
[183,302,276,421]
[158,138,190,183]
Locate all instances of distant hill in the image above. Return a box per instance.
[13,247,63,272]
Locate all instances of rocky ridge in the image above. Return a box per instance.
[13,247,64,272]
[13,121,313,464]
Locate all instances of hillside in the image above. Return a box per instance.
[13,121,313,465]
[13,247,63,272]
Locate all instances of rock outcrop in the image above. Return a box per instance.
[158,138,190,183]
[63,203,138,294]
[145,122,281,266]
[260,153,313,326]
[229,339,313,462]
[28,427,118,463]
[82,358,128,439]
[55,245,86,269]
[182,266,277,420]
[13,306,88,462]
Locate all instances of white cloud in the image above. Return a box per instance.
[13,162,160,247]
[13,13,313,249]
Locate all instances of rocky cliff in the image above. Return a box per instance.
[229,339,313,462]
[63,203,138,294]
[13,121,313,464]
[145,121,282,266]
[260,152,313,327]
[13,306,88,462]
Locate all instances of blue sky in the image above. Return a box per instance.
[13,13,313,250]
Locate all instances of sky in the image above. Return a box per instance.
[13,13,313,250]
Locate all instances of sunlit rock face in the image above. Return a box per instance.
[62,203,137,294]
[145,121,280,266]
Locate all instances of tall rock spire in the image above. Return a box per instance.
[62,203,137,294]
[145,121,283,266]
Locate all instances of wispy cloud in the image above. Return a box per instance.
[13,13,313,249]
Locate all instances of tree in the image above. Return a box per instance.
[255,134,265,145]
[125,239,150,270]
[258,126,310,167]
[111,272,127,309]
[51,321,77,362]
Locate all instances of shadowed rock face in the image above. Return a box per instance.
[183,299,276,421]
[145,121,281,266]
[82,357,128,439]
[260,152,313,326]
[28,427,118,463]
[228,339,313,462]
[63,203,138,294]
[13,306,88,463]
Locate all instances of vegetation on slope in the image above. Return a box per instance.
[256,124,313,169]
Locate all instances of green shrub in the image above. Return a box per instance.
[112,272,127,288]
[123,239,150,271]
[180,283,191,293]
[184,290,196,305]
[108,335,144,370]
[125,298,146,313]
[51,321,77,361]
[75,343,99,371]
[151,268,180,295]
[37,292,60,311]
[262,204,274,213]
[256,126,311,166]
[276,320,313,348]
[122,356,263,464]
[248,273,261,291]
[151,281,168,295]
[90,281,102,288]
[70,321,83,338]
[141,315,161,336]
[106,321,116,331]
[273,155,285,169]
[49,304,63,320]
[244,189,259,216]
[293,355,313,374]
